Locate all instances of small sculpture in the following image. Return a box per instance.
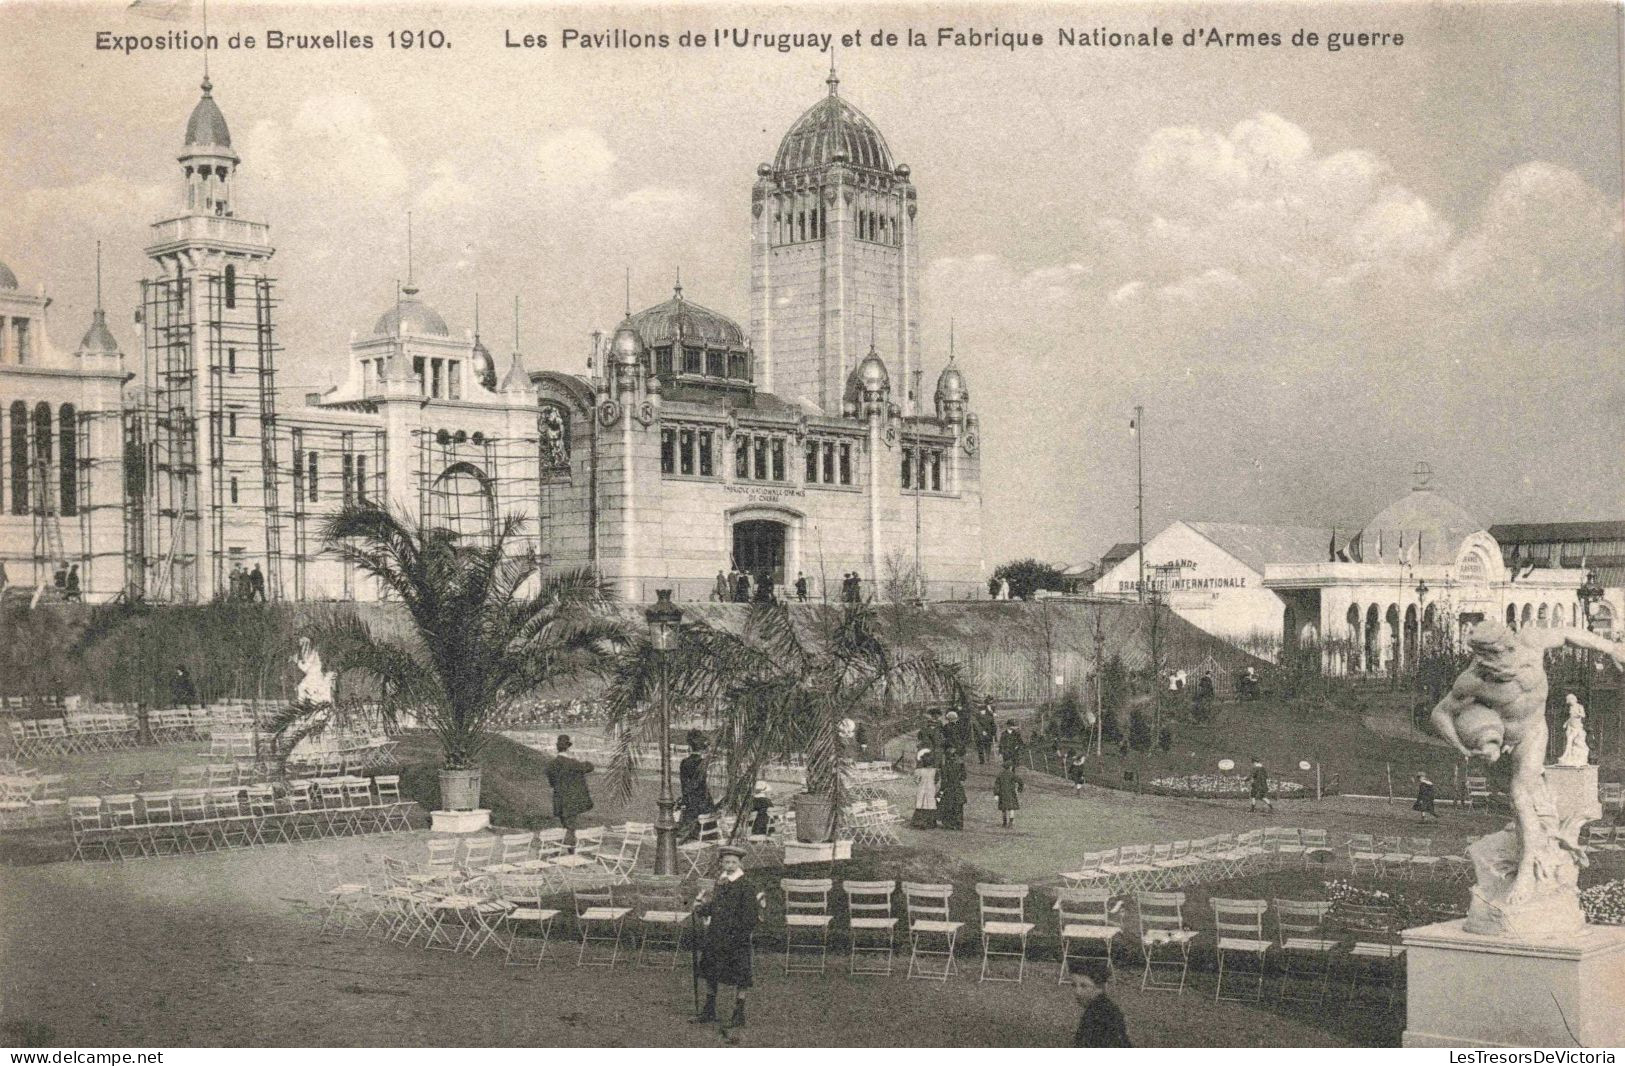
[1557,693,1590,767]
[1431,621,1625,937]
[293,636,336,706]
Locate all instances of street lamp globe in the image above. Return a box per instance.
[646,588,684,652]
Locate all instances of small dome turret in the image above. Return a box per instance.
[609,321,647,365]
[372,285,450,338]
[471,336,497,390]
[844,345,891,415]
[935,361,967,404]
[77,309,120,357]
[184,76,233,149]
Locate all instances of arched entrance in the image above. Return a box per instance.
[732,519,787,585]
[429,461,495,541]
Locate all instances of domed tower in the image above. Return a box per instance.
[934,354,968,425]
[843,344,891,418]
[751,67,919,416]
[180,76,239,218]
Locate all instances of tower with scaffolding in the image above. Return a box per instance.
[137,76,283,604]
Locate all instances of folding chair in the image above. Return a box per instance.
[285,781,323,842]
[573,882,631,968]
[104,794,148,860]
[177,765,207,791]
[1407,838,1441,880]
[1061,851,1111,890]
[1145,843,1175,888]
[902,881,962,981]
[246,784,287,845]
[316,780,351,837]
[595,833,644,881]
[1136,891,1198,994]
[460,837,498,876]
[495,873,561,967]
[373,775,413,831]
[1301,829,1334,866]
[843,880,898,976]
[677,814,721,877]
[1274,899,1336,1004]
[343,778,379,834]
[633,874,691,969]
[175,789,217,853]
[1336,902,1405,1007]
[68,797,111,861]
[1465,774,1491,809]
[1211,898,1270,1002]
[1375,836,1413,880]
[137,791,182,856]
[1055,887,1120,984]
[1347,834,1381,877]
[781,878,835,975]
[975,883,1035,983]
[210,788,254,849]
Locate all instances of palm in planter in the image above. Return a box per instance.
[603,599,972,843]
[267,503,621,811]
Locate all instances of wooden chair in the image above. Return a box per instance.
[902,882,962,981]
[633,875,690,969]
[975,882,1035,983]
[1211,897,1270,1002]
[843,880,898,976]
[781,878,835,974]
[1274,899,1337,1004]
[572,882,631,968]
[1136,891,1198,994]
[1055,887,1119,984]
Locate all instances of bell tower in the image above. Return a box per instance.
[751,70,920,416]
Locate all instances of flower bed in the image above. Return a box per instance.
[1581,880,1625,925]
[1145,772,1306,799]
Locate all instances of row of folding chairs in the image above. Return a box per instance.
[67,776,415,860]
[1062,831,1277,892]
[1582,823,1625,856]
[1602,783,1624,814]
[1347,835,1470,881]
[840,800,903,847]
[1133,891,1405,1006]
[7,716,139,757]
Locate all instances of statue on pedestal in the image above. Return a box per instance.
[1431,621,1625,938]
[294,636,336,706]
[1557,693,1590,767]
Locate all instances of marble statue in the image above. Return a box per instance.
[1557,693,1590,767]
[1431,621,1625,937]
[293,636,336,705]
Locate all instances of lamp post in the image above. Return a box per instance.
[646,588,684,875]
[1579,570,1605,633]
[1415,577,1429,653]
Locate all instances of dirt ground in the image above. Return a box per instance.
[0,743,1516,1048]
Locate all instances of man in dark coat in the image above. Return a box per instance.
[1248,757,1273,814]
[693,845,759,1032]
[249,564,266,602]
[937,751,967,830]
[677,730,714,841]
[974,701,997,765]
[170,665,198,708]
[998,720,1027,768]
[734,572,751,603]
[1070,959,1132,1047]
[794,572,808,602]
[544,734,595,847]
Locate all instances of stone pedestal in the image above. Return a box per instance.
[1402,920,1625,1047]
[1547,763,1602,823]
[429,808,490,833]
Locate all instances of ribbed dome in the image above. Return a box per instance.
[609,321,647,364]
[935,361,968,402]
[77,309,120,356]
[184,77,232,148]
[774,74,895,174]
[0,259,16,290]
[372,288,449,337]
[1361,487,1482,565]
[847,348,890,397]
[627,289,746,349]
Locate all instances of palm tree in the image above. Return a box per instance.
[602,599,973,842]
[267,504,622,802]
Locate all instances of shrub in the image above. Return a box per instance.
[1128,708,1153,752]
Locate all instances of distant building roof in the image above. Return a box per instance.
[1100,542,1139,568]
[1490,521,1625,543]
[1185,522,1333,575]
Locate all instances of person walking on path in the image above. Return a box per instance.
[1070,959,1132,1047]
[1413,772,1438,822]
[1248,757,1273,814]
[794,572,807,602]
[677,730,715,841]
[692,845,759,1035]
[995,761,1025,828]
[937,752,967,830]
[714,570,729,603]
[249,564,266,602]
[998,720,1027,768]
[911,749,939,829]
[545,734,595,848]
[974,701,997,765]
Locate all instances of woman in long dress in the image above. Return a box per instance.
[936,752,967,830]
[911,749,938,829]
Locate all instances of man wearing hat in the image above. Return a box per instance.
[544,734,595,849]
[998,719,1027,768]
[974,699,998,765]
[749,781,774,837]
[693,844,759,1033]
[942,710,969,759]
[678,729,715,842]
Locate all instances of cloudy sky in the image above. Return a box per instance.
[2,1,1621,566]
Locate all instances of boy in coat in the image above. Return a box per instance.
[693,845,760,1033]
[995,761,1025,828]
[1413,772,1438,822]
[544,734,595,848]
[1248,758,1273,814]
[1070,959,1132,1047]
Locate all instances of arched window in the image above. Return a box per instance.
[8,401,26,513]
[1520,603,1533,628]
[59,404,77,517]
[1537,603,1549,628]
[1506,604,1518,628]
[32,402,51,514]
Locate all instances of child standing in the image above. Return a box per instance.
[1413,772,1437,823]
[995,761,1025,828]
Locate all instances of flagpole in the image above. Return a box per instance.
[1135,404,1145,604]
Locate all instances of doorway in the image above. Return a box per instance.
[732,519,786,584]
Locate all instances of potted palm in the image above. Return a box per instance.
[267,503,619,827]
[603,599,970,846]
